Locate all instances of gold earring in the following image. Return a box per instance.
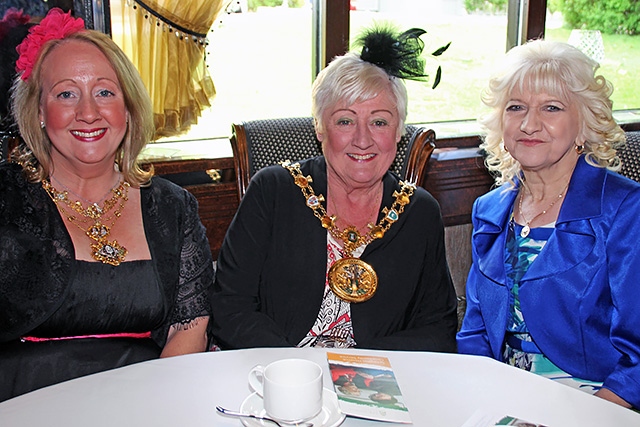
[574,144,584,154]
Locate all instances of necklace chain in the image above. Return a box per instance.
[281,160,415,303]
[281,160,415,256]
[51,174,120,206]
[517,183,568,238]
[42,178,130,265]
[328,189,381,237]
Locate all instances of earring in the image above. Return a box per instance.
[574,144,585,154]
[40,121,45,128]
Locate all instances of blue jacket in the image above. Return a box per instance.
[457,157,640,408]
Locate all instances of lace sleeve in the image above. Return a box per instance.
[169,193,214,328]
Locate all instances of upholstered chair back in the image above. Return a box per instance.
[619,130,640,183]
[230,117,435,200]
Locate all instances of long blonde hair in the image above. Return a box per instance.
[11,30,155,186]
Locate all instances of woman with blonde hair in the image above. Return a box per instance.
[457,39,640,409]
[0,8,213,402]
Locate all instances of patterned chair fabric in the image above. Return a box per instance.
[619,130,640,183]
[230,117,434,199]
[245,117,322,177]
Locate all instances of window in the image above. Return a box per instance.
[106,0,638,144]
[543,3,640,125]
[347,1,510,133]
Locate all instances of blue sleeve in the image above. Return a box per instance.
[456,198,494,357]
[601,186,640,408]
[456,261,494,358]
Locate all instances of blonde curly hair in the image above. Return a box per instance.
[479,39,625,187]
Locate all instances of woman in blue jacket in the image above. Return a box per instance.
[457,39,640,409]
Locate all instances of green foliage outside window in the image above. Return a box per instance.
[463,0,639,35]
[547,0,562,13]
[559,0,640,35]
[463,0,508,14]
[248,0,305,11]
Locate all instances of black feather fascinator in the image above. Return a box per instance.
[354,24,450,89]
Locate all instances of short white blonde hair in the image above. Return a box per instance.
[311,52,407,137]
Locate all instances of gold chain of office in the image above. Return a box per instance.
[281,160,415,303]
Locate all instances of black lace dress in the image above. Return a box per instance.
[0,163,214,402]
[0,260,165,400]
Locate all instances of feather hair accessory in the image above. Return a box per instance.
[355,24,450,89]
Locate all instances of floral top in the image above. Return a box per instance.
[504,218,602,394]
[297,234,363,348]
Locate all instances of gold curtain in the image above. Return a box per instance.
[116,0,225,139]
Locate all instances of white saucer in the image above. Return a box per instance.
[239,388,346,427]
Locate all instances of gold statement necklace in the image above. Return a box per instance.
[282,161,415,303]
[42,178,130,266]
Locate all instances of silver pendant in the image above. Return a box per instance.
[520,225,530,238]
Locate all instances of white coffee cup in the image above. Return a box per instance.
[248,358,323,422]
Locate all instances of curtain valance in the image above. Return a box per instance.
[117,0,225,139]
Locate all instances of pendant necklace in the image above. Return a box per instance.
[43,178,130,266]
[517,183,568,238]
[281,161,415,303]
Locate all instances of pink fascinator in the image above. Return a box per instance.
[15,8,85,81]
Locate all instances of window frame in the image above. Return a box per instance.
[73,0,112,35]
[318,0,548,70]
[317,0,638,132]
[102,0,637,142]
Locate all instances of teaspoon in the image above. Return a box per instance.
[216,406,314,427]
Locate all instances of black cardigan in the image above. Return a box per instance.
[212,156,457,351]
[0,162,214,346]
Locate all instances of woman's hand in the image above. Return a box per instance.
[594,387,632,408]
[160,316,209,357]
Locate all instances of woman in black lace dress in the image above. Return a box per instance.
[0,9,213,402]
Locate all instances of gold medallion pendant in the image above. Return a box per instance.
[328,258,378,303]
[282,161,415,303]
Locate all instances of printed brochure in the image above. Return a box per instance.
[326,352,411,423]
